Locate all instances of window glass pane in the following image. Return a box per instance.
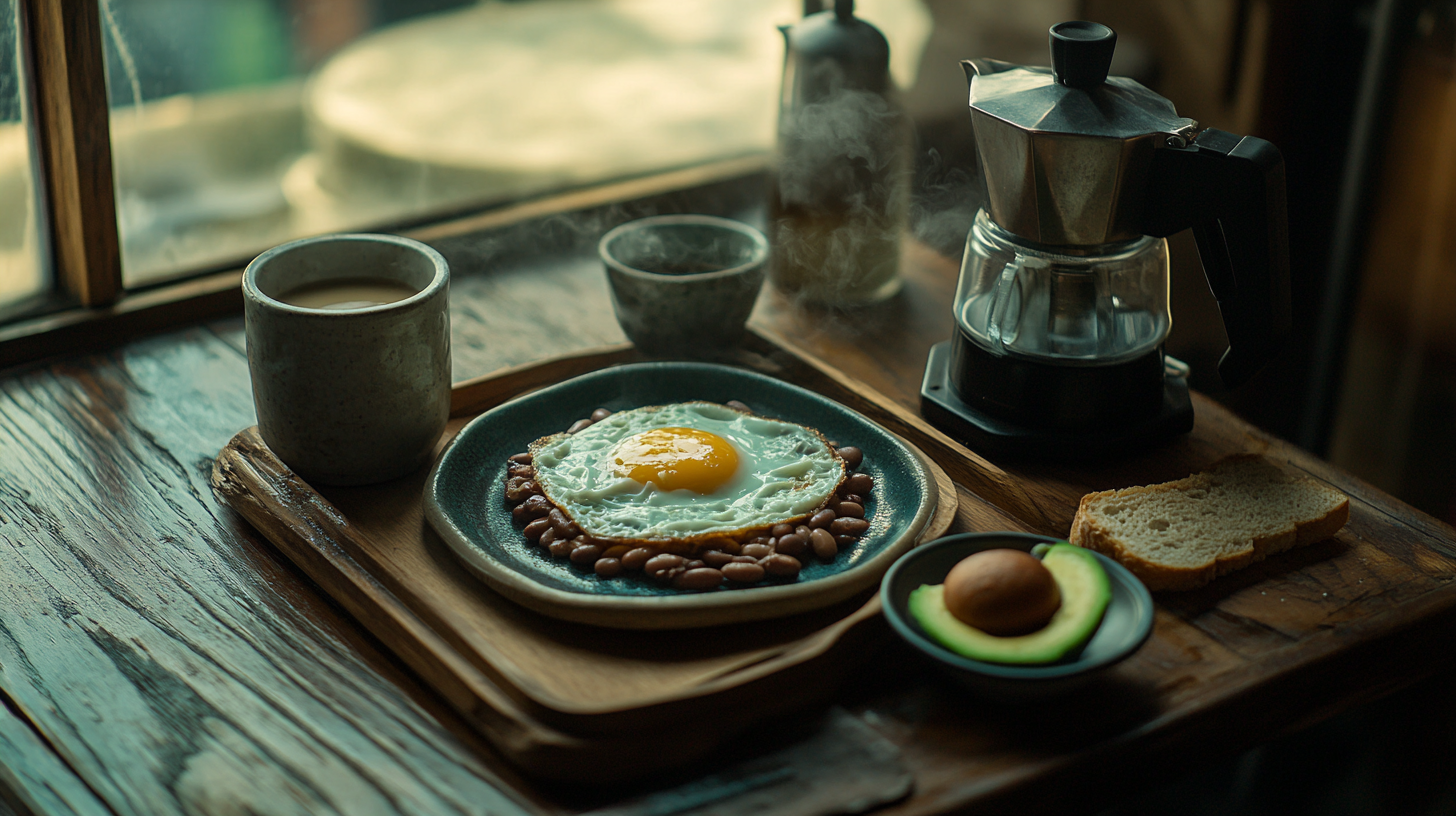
[0,0,46,311]
[100,0,929,286]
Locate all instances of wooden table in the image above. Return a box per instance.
[2,172,1454,816]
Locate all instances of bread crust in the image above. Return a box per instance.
[1068,456,1350,592]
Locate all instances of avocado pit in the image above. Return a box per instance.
[943,548,1061,636]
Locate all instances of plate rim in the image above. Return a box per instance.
[424,361,942,628]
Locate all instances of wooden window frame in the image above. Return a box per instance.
[0,0,766,371]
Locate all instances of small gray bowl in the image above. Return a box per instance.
[599,215,768,357]
[880,532,1154,698]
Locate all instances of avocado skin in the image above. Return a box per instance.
[908,543,1111,665]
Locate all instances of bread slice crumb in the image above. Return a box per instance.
[1068,455,1349,591]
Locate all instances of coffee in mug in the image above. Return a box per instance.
[244,233,451,486]
[277,278,420,311]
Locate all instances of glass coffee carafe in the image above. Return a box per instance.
[922,21,1291,457]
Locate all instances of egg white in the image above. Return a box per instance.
[527,402,844,544]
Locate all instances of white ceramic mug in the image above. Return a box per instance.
[243,233,450,486]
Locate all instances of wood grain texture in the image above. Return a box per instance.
[0,328,539,816]
[25,0,121,306]
[0,702,111,816]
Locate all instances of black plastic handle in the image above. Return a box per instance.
[1141,128,1291,388]
[1050,21,1116,89]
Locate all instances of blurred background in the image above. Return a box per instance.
[0,1,1454,810]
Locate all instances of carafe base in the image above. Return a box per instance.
[919,340,1193,460]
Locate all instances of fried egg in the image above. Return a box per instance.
[528,402,844,544]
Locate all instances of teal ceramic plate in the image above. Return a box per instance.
[424,362,940,629]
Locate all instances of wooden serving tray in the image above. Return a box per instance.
[210,330,1043,782]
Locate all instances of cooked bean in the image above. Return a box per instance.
[831,517,870,536]
[741,543,773,559]
[685,559,705,570]
[835,534,858,547]
[835,501,864,519]
[809,509,836,529]
[673,568,724,590]
[732,554,759,563]
[568,418,593,434]
[745,535,771,548]
[594,558,622,578]
[590,408,613,422]
[810,528,838,560]
[548,538,574,558]
[548,508,580,538]
[771,523,794,538]
[644,554,686,577]
[726,400,752,413]
[835,446,863,470]
[702,550,734,568]
[845,473,874,496]
[840,493,864,506]
[774,533,807,557]
[513,495,551,521]
[795,525,812,540]
[523,517,551,542]
[569,542,602,565]
[505,478,539,502]
[762,554,801,578]
[507,462,535,479]
[538,527,558,548]
[509,452,533,464]
[622,547,658,570]
[722,561,766,583]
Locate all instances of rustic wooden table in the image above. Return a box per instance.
[2,174,1454,816]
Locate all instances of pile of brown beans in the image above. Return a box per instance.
[501,404,876,590]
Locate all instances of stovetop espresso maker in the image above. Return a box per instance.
[921,21,1290,457]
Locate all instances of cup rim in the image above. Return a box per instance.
[243,233,449,315]
[598,214,768,283]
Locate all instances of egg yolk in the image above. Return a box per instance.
[613,427,740,494]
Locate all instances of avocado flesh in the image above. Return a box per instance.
[908,544,1112,665]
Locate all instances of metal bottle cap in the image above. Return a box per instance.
[781,0,891,100]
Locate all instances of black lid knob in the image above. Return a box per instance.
[1050,21,1116,89]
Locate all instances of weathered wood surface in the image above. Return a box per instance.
[0,174,1453,816]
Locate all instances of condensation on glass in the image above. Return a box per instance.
[0,0,46,313]
[97,0,930,286]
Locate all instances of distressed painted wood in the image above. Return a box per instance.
[0,329,541,816]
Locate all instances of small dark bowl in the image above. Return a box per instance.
[880,532,1154,698]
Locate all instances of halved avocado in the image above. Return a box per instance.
[908,543,1111,665]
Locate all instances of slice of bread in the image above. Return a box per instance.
[1069,455,1349,591]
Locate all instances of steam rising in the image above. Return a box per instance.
[770,59,911,306]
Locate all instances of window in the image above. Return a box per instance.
[0,0,929,364]
[98,0,929,285]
